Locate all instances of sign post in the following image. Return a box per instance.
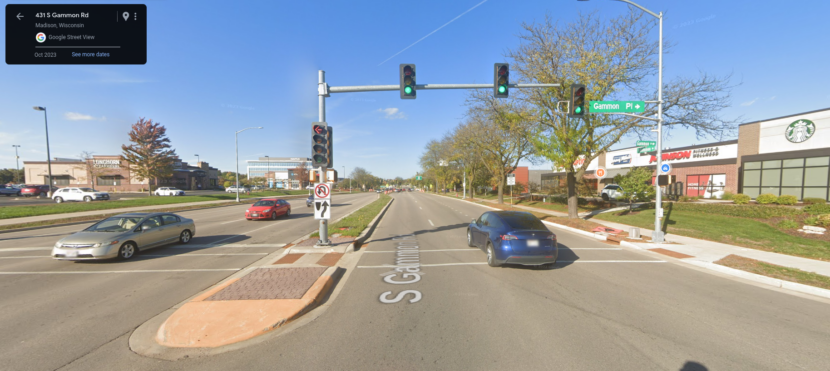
[507,174,516,208]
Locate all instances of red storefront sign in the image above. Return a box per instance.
[650,150,691,163]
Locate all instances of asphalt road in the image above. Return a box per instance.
[0,192,377,371]
[7,191,830,371]
[0,189,232,206]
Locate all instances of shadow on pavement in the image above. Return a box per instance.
[679,361,708,371]
[366,222,471,244]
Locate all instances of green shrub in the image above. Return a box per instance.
[732,194,751,205]
[776,219,799,230]
[818,215,830,228]
[804,216,819,226]
[803,197,827,205]
[721,191,735,200]
[678,195,696,202]
[670,202,802,219]
[756,193,778,205]
[776,195,798,205]
[805,203,830,215]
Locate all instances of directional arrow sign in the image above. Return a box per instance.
[416,176,422,180]
[638,146,656,154]
[314,200,331,220]
[589,101,646,113]
[636,140,656,147]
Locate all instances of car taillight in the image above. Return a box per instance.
[500,235,517,240]
[546,235,555,240]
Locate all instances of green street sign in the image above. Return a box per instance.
[416,176,422,180]
[636,140,656,147]
[589,100,645,113]
[638,145,656,154]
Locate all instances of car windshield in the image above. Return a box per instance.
[501,213,547,230]
[253,200,276,207]
[79,188,96,192]
[84,216,144,232]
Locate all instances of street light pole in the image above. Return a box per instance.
[265,155,270,189]
[33,107,53,197]
[12,145,21,184]
[195,154,200,164]
[235,127,263,202]
[579,0,664,243]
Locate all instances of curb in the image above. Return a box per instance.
[287,196,394,254]
[348,196,395,252]
[684,260,830,301]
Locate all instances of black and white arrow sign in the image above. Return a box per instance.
[314,200,331,220]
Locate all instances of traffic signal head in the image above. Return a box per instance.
[568,84,586,118]
[494,63,509,98]
[400,64,416,99]
[311,122,328,167]
[326,126,333,168]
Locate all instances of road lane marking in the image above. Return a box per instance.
[0,268,242,275]
[0,243,287,253]
[220,219,245,224]
[428,219,434,226]
[359,260,665,268]
[0,256,47,259]
[142,253,269,257]
[203,223,286,245]
[364,249,479,253]
[0,247,53,252]
[419,207,422,210]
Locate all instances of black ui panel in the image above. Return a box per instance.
[6,4,147,65]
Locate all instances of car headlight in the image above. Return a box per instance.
[55,242,62,248]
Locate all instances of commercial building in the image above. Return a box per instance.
[521,107,830,201]
[23,155,220,192]
[246,157,337,190]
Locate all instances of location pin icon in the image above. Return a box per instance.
[122,12,129,21]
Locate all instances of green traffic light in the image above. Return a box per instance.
[498,85,506,94]
[405,86,412,94]
[575,107,582,114]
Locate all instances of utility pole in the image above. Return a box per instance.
[12,145,21,184]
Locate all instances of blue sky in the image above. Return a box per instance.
[2,0,829,179]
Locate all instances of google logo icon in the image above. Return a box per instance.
[36,32,46,43]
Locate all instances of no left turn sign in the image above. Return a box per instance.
[314,183,331,199]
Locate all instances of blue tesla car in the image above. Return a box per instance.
[467,211,558,268]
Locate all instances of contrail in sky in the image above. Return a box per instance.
[377,0,488,66]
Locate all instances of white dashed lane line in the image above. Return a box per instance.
[428,219,435,226]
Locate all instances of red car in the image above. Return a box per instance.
[245,198,291,220]
[20,185,54,197]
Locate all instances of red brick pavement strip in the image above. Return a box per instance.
[274,253,305,265]
[204,267,328,300]
[317,253,343,267]
[649,248,695,259]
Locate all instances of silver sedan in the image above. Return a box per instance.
[52,212,196,260]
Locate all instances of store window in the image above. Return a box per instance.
[48,176,71,185]
[742,156,830,201]
[686,174,726,198]
[96,176,121,186]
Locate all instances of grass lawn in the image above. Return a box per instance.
[715,254,830,290]
[0,190,313,220]
[311,194,392,238]
[591,207,830,261]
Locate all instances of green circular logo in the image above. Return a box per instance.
[785,119,816,143]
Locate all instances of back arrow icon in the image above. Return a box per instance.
[17,13,24,20]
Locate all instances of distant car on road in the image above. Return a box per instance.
[246,198,291,220]
[226,186,250,193]
[306,195,313,207]
[467,211,558,268]
[0,184,21,197]
[52,212,195,260]
[601,184,624,201]
[154,187,186,196]
[52,187,110,203]
[20,185,54,197]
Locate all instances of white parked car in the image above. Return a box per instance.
[601,184,624,201]
[52,187,110,203]
[226,186,250,193]
[154,187,186,196]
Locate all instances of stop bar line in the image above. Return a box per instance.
[0,268,242,275]
[358,260,665,268]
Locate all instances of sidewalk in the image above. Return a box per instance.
[443,194,830,282]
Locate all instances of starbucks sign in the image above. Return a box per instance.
[785,119,816,143]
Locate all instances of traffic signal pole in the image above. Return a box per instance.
[317,70,330,246]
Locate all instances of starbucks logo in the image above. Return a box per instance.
[785,119,816,143]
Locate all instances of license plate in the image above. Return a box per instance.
[527,239,539,247]
[251,213,258,217]
[65,250,78,257]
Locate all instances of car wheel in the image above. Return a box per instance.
[118,242,137,260]
[179,230,192,244]
[486,243,500,267]
[271,212,277,220]
[83,196,92,202]
[602,194,609,201]
[285,208,291,218]
[55,197,64,203]
[467,229,475,247]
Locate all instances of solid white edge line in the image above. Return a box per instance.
[0,268,242,275]
[363,249,481,253]
[428,219,435,226]
[0,256,48,259]
[357,260,665,268]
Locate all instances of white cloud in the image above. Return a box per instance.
[64,112,105,121]
[740,98,759,107]
[377,108,406,119]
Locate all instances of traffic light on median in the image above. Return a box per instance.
[400,64,416,99]
[494,63,509,98]
[311,122,328,167]
[568,84,586,118]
